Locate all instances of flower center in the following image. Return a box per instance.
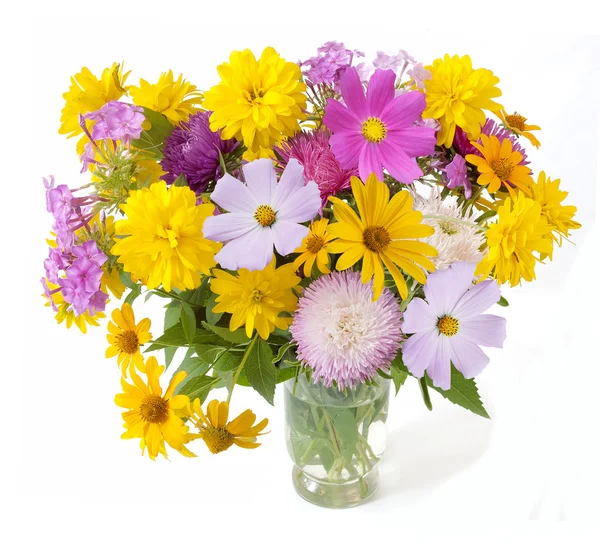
[117,330,140,354]
[505,112,526,131]
[438,220,458,235]
[139,394,169,424]
[363,226,391,253]
[254,205,276,227]
[201,427,235,454]
[361,117,387,143]
[245,86,265,104]
[251,289,264,303]
[437,315,459,337]
[306,234,326,254]
[490,158,514,181]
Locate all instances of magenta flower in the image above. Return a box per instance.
[203,159,321,271]
[445,154,471,197]
[323,67,436,183]
[72,240,108,267]
[402,261,506,390]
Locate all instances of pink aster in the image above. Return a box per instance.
[290,271,403,390]
[402,261,507,390]
[323,67,436,183]
[203,158,321,271]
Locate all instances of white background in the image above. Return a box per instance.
[4,1,600,543]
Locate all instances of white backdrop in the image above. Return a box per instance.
[6,2,600,542]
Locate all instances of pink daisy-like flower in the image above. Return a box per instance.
[402,261,507,390]
[323,66,436,183]
[203,158,321,271]
[290,270,403,389]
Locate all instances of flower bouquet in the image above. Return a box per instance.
[41,42,580,508]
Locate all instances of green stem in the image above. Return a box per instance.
[153,288,196,305]
[226,334,257,403]
[422,214,486,232]
[419,376,433,411]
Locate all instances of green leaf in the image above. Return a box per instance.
[119,270,138,290]
[427,366,490,418]
[173,174,188,187]
[276,366,297,384]
[131,107,174,160]
[145,323,231,352]
[244,338,276,405]
[124,285,142,306]
[389,353,409,395]
[497,296,509,307]
[173,356,210,388]
[178,375,219,404]
[213,351,242,373]
[272,342,295,365]
[202,322,251,345]
[164,303,182,329]
[180,302,197,345]
[205,293,223,326]
[194,344,227,366]
[475,209,498,224]
[164,347,178,368]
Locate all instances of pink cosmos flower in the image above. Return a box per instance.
[323,67,436,183]
[402,261,506,390]
[203,159,321,271]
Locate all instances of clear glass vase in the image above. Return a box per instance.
[284,373,390,508]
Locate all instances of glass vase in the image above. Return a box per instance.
[284,373,390,508]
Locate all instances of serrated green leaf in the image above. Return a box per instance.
[202,322,251,345]
[145,323,231,352]
[213,351,242,373]
[124,285,142,306]
[177,375,219,404]
[173,356,210,388]
[195,344,226,366]
[427,366,490,418]
[244,338,276,405]
[180,302,197,345]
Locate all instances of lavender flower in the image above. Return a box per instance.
[84,101,145,145]
[300,41,363,88]
[445,154,471,197]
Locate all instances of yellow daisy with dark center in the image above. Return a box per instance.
[106,303,152,375]
[293,218,336,277]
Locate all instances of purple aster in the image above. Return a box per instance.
[323,67,436,183]
[160,111,238,195]
[300,41,363,88]
[445,154,471,198]
[203,158,321,271]
[402,261,507,390]
[85,101,145,145]
[275,128,358,207]
[290,270,403,389]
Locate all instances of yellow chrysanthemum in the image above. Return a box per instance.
[59,63,130,155]
[476,192,553,286]
[423,54,502,147]
[496,109,541,148]
[531,171,580,258]
[43,282,106,334]
[293,218,335,277]
[129,70,203,125]
[186,399,269,454]
[328,175,438,300]
[111,181,221,292]
[106,303,152,375]
[115,356,195,460]
[203,47,307,154]
[466,135,533,196]
[210,259,301,339]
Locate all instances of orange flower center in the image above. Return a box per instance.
[363,226,391,253]
[201,427,235,454]
[505,112,526,131]
[306,234,326,254]
[437,315,459,336]
[117,330,140,355]
[139,394,169,424]
[491,158,514,181]
[361,117,387,143]
[254,205,276,227]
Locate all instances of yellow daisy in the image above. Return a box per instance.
[328,174,437,300]
[106,303,152,376]
[293,218,336,277]
[43,282,105,333]
[466,134,533,196]
[531,171,580,257]
[114,356,195,461]
[422,54,502,147]
[129,70,203,125]
[476,192,553,286]
[496,109,541,148]
[111,182,221,292]
[203,47,307,154]
[186,399,269,454]
[210,259,301,339]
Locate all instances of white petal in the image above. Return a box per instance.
[458,314,506,348]
[215,227,273,271]
[212,173,259,214]
[424,261,476,316]
[271,221,309,256]
[203,213,256,243]
[403,297,437,334]
[426,335,452,390]
[275,181,321,223]
[272,158,306,210]
[242,159,277,205]
[448,335,489,379]
[402,328,439,378]
[452,279,502,320]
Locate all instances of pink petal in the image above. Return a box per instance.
[402,328,439,379]
[380,91,427,129]
[426,335,452,390]
[403,297,437,334]
[340,66,368,119]
[212,173,260,214]
[424,262,477,316]
[242,158,277,204]
[378,138,423,183]
[387,126,436,157]
[275,180,321,223]
[452,279,501,320]
[330,130,364,169]
[359,144,384,181]
[448,335,490,379]
[458,314,506,348]
[203,212,256,243]
[366,69,396,117]
[323,99,362,132]
[215,227,273,271]
[272,220,309,256]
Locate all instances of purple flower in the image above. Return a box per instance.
[323,67,436,183]
[406,62,431,89]
[47,184,74,221]
[44,248,67,284]
[41,278,58,312]
[72,240,108,267]
[87,290,109,315]
[160,111,238,195]
[203,158,321,271]
[402,261,507,390]
[80,142,96,173]
[301,41,363,88]
[445,154,471,198]
[85,101,145,145]
[65,257,104,294]
[373,50,414,70]
[275,128,358,207]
